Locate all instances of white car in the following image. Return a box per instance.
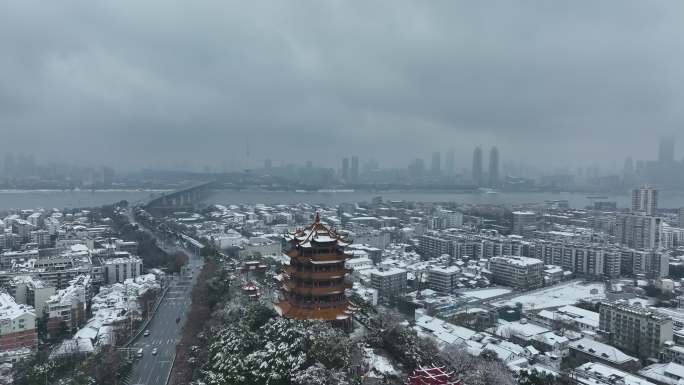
[152,348,158,355]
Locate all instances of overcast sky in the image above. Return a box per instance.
[1,1,683,172]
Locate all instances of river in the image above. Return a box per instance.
[2,189,684,211]
[204,190,684,209]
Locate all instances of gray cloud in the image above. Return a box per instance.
[1,0,683,171]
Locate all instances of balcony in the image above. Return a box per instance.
[284,266,351,279]
[284,280,353,295]
[286,249,352,262]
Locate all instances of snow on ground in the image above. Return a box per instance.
[461,287,512,300]
[492,281,606,310]
[363,347,399,378]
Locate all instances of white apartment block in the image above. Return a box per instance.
[369,267,407,304]
[599,301,673,360]
[100,254,142,284]
[488,256,543,290]
[428,266,461,293]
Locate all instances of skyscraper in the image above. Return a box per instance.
[350,156,359,183]
[341,158,349,181]
[264,158,272,169]
[659,136,675,163]
[430,151,441,176]
[631,185,658,216]
[409,158,425,180]
[679,207,684,228]
[472,146,483,187]
[488,146,499,187]
[445,149,455,176]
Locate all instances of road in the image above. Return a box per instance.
[126,208,204,385]
[128,254,203,385]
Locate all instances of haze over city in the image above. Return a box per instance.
[2,1,684,171]
[5,3,684,385]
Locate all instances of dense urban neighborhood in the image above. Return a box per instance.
[1,180,683,384]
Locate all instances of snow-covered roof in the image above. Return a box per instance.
[369,267,406,277]
[569,338,637,365]
[496,320,550,339]
[0,292,34,321]
[414,314,477,346]
[639,362,684,385]
[574,362,655,385]
[490,256,543,267]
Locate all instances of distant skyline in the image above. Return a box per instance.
[1,1,684,171]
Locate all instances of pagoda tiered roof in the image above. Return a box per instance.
[287,212,350,247]
[276,212,356,327]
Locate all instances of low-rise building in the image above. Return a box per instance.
[572,362,655,385]
[535,305,599,332]
[0,292,37,352]
[639,362,684,385]
[428,266,461,293]
[488,256,543,290]
[369,267,407,304]
[568,338,640,372]
[10,276,55,317]
[45,275,89,338]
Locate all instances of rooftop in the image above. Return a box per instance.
[369,267,407,277]
[570,338,637,365]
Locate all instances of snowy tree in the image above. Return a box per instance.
[201,317,355,385]
[439,344,515,385]
[292,363,351,385]
[203,325,257,384]
[304,322,354,369]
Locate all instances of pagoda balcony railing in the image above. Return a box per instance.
[284,266,352,279]
[282,300,349,310]
[286,247,351,258]
[287,251,351,262]
[284,280,353,295]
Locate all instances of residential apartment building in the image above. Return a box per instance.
[615,213,662,250]
[100,254,143,284]
[419,232,531,259]
[533,241,621,278]
[599,301,673,360]
[629,249,669,279]
[10,276,55,317]
[632,185,658,215]
[369,267,407,304]
[427,266,461,293]
[488,256,543,290]
[45,275,90,337]
[418,234,453,257]
[512,211,536,236]
[0,292,37,352]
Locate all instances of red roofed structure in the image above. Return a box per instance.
[406,366,463,385]
[274,212,355,329]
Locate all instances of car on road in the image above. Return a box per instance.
[136,348,143,358]
[144,330,150,337]
[152,348,158,355]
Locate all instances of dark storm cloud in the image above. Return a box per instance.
[1,0,683,170]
